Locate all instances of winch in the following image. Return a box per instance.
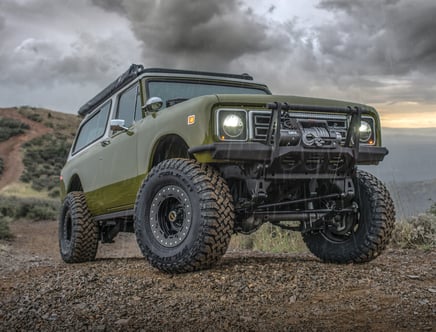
[298,119,342,148]
[279,117,342,148]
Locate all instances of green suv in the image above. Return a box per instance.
[59,64,395,273]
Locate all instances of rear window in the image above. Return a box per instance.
[72,101,111,154]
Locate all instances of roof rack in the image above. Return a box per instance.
[78,64,144,116]
[77,64,254,116]
[141,68,254,81]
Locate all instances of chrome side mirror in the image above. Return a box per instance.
[110,119,128,132]
[143,97,163,112]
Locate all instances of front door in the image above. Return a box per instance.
[96,83,143,212]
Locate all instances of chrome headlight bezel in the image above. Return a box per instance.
[216,109,248,141]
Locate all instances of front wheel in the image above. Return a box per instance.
[303,170,395,263]
[134,159,234,273]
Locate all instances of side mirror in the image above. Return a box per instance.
[143,97,163,112]
[110,119,128,132]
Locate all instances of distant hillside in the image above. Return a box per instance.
[364,128,436,183]
[0,106,80,197]
[362,127,436,218]
[386,180,436,220]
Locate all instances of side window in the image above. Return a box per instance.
[116,84,142,128]
[73,101,111,154]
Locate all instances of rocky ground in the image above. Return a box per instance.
[0,220,435,331]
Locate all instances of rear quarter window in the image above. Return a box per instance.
[72,101,111,154]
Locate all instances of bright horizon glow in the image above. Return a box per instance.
[374,102,436,128]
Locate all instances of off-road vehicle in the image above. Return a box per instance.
[59,64,395,273]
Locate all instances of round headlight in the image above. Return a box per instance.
[359,120,372,142]
[222,114,244,138]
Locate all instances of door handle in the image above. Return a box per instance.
[101,139,111,147]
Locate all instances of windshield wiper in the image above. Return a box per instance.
[166,98,189,107]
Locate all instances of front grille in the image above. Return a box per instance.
[328,156,346,170]
[250,111,348,143]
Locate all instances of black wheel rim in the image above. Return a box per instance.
[149,185,192,248]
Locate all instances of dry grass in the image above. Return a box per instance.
[230,224,308,253]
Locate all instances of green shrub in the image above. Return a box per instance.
[27,113,43,122]
[0,196,59,221]
[0,213,13,240]
[0,157,3,176]
[26,205,58,221]
[20,133,73,192]
[18,106,43,122]
[48,188,61,198]
[0,117,30,142]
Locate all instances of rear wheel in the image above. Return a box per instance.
[303,170,395,263]
[59,191,99,263]
[134,159,234,273]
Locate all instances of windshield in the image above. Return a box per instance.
[147,80,269,109]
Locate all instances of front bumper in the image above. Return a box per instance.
[189,142,388,165]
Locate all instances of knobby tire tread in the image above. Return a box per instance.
[303,170,395,263]
[134,159,234,273]
[60,191,98,263]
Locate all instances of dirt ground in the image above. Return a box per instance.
[0,220,435,331]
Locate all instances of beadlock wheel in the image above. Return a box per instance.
[149,185,192,248]
[134,159,234,273]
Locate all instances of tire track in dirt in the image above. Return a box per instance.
[0,108,52,191]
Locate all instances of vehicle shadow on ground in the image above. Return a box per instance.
[218,252,319,268]
[92,251,319,273]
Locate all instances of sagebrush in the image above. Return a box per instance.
[0,117,30,142]
[0,196,60,221]
[21,133,73,196]
[0,213,13,239]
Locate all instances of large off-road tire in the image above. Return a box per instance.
[59,191,99,263]
[134,159,234,273]
[302,170,395,263]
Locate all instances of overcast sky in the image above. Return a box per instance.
[0,0,435,128]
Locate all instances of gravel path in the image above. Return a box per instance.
[1,220,435,331]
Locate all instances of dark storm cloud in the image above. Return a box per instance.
[90,0,126,14]
[92,0,289,70]
[317,0,436,75]
[0,0,133,87]
[0,15,5,30]
[290,0,436,105]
